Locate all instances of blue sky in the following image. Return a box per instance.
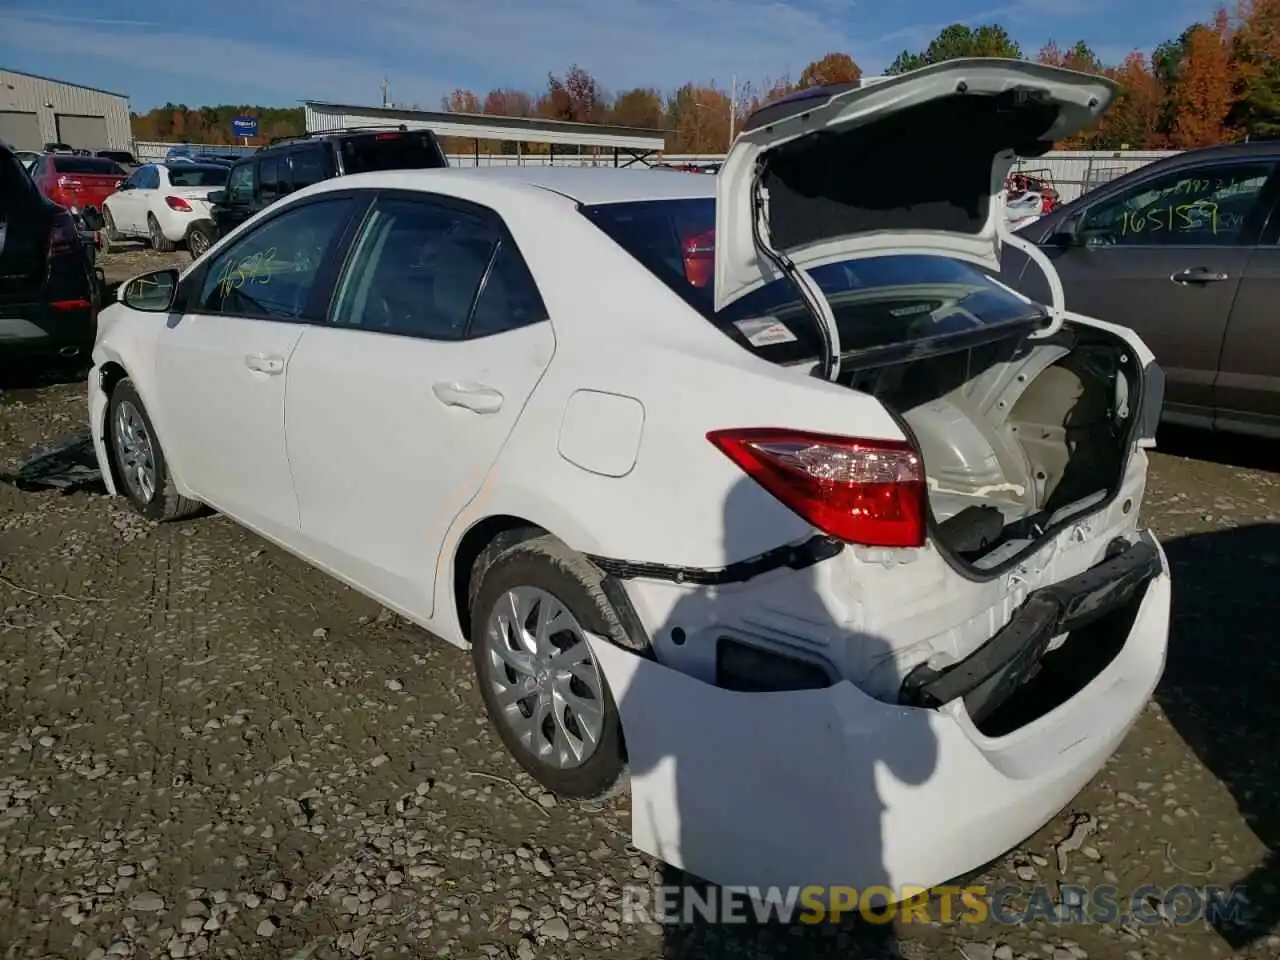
[2,0,1212,111]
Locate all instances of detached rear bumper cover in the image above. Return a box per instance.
[900,534,1163,724]
[586,533,1169,893]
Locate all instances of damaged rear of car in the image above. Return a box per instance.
[571,59,1172,894]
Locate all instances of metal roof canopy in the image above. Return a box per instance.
[303,101,665,153]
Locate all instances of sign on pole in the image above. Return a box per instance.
[231,116,259,139]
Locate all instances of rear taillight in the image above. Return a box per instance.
[681,228,714,288]
[708,428,926,548]
[48,212,80,256]
[165,195,192,211]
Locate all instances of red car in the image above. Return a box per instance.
[29,153,127,217]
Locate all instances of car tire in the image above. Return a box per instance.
[186,223,215,259]
[469,532,638,799]
[147,214,175,252]
[106,379,202,522]
[102,206,121,242]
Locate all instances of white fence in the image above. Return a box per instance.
[131,139,1178,201]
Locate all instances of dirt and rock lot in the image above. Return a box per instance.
[1,248,1278,959]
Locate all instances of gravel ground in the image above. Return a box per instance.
[1,252,1277,959]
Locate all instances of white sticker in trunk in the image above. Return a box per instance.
[734,316,797,347]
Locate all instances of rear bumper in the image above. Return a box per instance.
[588,532,1170,893]
[0,302,96,360]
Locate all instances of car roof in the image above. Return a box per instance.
[330,165,717,205]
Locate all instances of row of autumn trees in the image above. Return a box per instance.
[435,0,1280,154]
[131,0,1280,154]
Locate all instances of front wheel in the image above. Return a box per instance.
[106,379,201,522]
[469,534,628,799]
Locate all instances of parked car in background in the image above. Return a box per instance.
[43,141,73,153]
[1000,140,1280,438]
[29,154,128,219]
[0,142,101,366]
[207,125,448,238]
[89,60,1170,899]
[102,161,229,255]
[96,149,139,171]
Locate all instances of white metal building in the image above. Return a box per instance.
[303,101,666,166]
[0,68,132,152]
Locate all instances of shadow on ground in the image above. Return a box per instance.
[1159,521,1280,949]
[1156,424,1280,474]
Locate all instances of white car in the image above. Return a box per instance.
[101,161,229,255]
[88,59,1171,896]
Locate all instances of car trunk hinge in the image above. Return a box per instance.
[750,164,843,381]
[998,195,1066,339]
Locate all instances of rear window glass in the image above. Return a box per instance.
[581,198,1044,364]
[167,165,229,187]
[339,132,445,174]
[52,156,126,175]
[0,152,38,211]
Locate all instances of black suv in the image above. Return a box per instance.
[0,142,102,367]
[202,126,448,246]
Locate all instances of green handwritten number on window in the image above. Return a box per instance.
[1119,201,1221,237]
[216,245,280,300]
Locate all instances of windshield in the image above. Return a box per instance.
[340,132,446,173]
[581,198,1044,364]
[168,164,229,187]
[52,156,127,175]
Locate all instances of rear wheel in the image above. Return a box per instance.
[106,379,201,522]
[469,534,630,799]
[186,222,215,259]
[147,214,175,252]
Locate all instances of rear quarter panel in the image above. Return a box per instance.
[434,184,910,572]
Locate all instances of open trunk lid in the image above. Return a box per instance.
[713,59,1117,314]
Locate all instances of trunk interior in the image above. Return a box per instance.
[842,322,1140,569]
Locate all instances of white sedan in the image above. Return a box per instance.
[88,59,1171,896]
[101,161,228,255]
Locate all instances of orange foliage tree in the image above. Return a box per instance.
[797,52,862,88]
[1170,12,1240,146]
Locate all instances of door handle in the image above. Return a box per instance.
[1171,267,1230,284]
[244,353,284,375]
[432,381,504,414]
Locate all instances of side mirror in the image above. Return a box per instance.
[121,269,179,312]
[207,189,227,204]
[1048,216,1083,248]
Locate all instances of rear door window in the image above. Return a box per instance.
[288,146,328,191]
[167,164,228,188]
[339,131,447,174]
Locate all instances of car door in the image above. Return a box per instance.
[284,191,555,618]
[106,165,142,233]
[215,160,256,234]
[1032,158,1276,421]
[1213,188,1280,434]
[129,164,162,233]
[153,194,359,540]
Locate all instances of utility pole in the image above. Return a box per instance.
[729,74,736,143]
[380,78,390,108]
